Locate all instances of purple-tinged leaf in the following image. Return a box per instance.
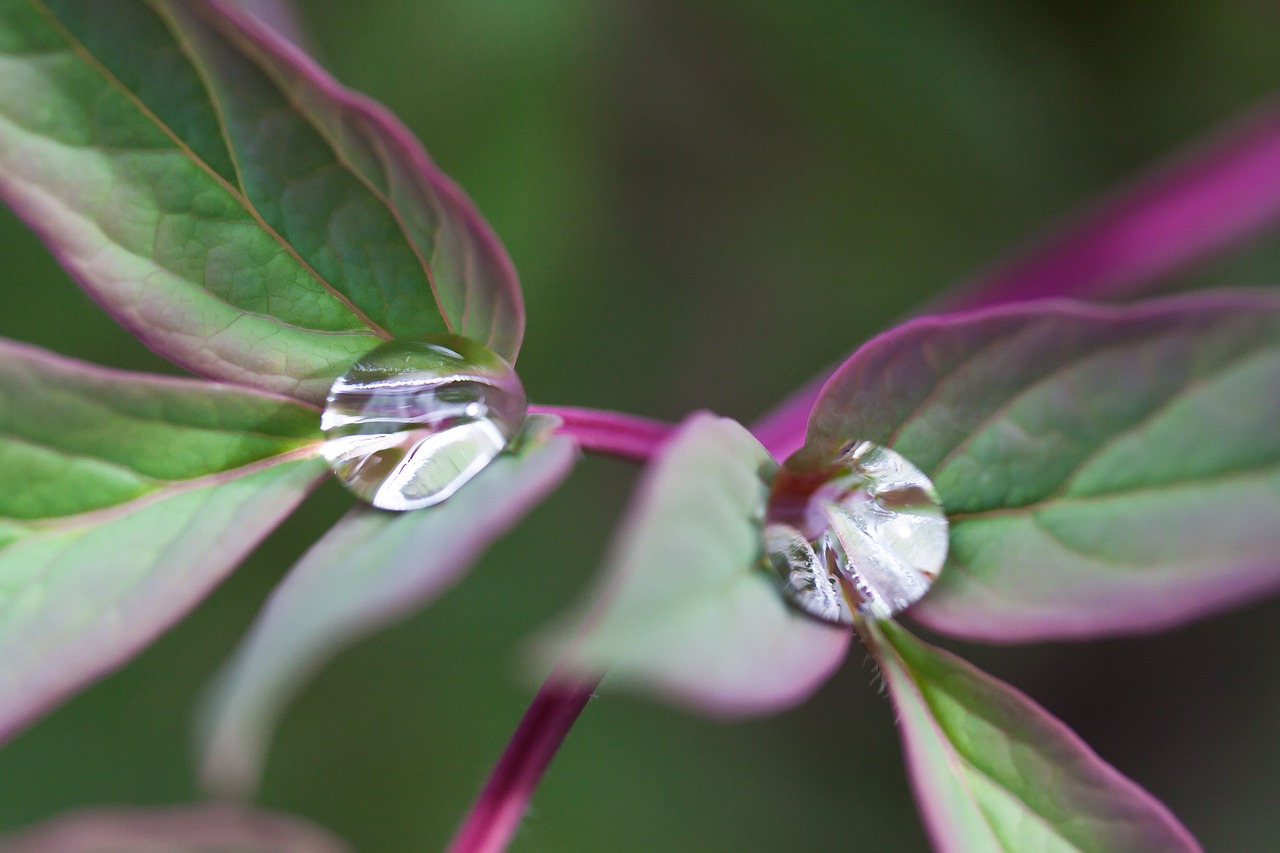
[942,99,1280,311]
[0,0,521,401]
[0,339,327,743]
[536,413,849,715]
[0,805,351,853]
[750,373,825,462]
[753,99,1280,460]
[803,291,1280,640]
[230,0,307,46]
[861,618,1200,853]
[198,416,578,796]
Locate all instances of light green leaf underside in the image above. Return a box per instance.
[199,416,578,795]
[540,413,850,716]
[0,338,328,741]
[0,338,319,523]
[0,457,325,742]
[864,619,1200,853]
[805,294,1280,638]
[0,0,521,401]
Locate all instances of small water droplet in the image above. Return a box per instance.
[766,441,948,624]
[320,335,527,511]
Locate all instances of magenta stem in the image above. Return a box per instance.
[456,402,809,853]
[530,404,674,463]
[447,406,670,852]
[447,676,600,853]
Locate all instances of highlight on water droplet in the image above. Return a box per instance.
[765,441,948,624]
[320,335,527,511]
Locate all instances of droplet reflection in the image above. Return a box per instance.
[766,441,948,624]
[321,336,527,511]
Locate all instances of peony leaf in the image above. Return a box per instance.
[198,416,578,795]
[537,413,850,715]
[0,0,522,401]
[752,100,1280,461]
[805,291,1280,640]
[0,338,325,743]
[861,618,1200,853]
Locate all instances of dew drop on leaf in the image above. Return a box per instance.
[320,335,527,511]
[766,441,948,624]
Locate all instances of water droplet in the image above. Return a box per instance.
[766,441,948,624]
[321,336,527,511]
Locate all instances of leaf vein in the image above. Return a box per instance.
[0,444,322,540]
[30,0,393,340]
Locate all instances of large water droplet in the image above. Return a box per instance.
[320,335,527,511]
[766,441,948,624]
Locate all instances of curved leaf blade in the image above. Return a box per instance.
[803,291,1280,640]
[198,417,577,795]
[0,0,521,401]
[861,619,1200,853]
[537,413,850,716]
[165,0,522,355]
[0,339,326,742]
[0,805,352,853]
[942,99,1280,312]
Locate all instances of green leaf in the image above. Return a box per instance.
[0,339,326,742]
[538,413,850,715]
[803,291,1280,640]
[861,618,1200,853]
[0,805,352,853]
[0,0,522,401]
[198,416,578,795]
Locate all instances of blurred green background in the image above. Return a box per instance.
[3,0,1280,849]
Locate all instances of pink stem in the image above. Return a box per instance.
[446,408,669,852]
[437,407,663,851]
[530,404,674,463]
[447,676,600,853]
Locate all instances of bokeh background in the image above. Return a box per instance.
[4,1,1280,849]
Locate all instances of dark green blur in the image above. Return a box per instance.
[2,0,1280,849]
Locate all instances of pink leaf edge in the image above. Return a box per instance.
[0,805,352,853]
[753,97,1280,460]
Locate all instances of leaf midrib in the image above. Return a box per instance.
[888,638,1090,853]
[924,326,1186,479]
[0,442,321,540]
[948,457,1280,523]
[937,334,1280,519]
[0,430,162,486]
[26,0,394,341]
[174,0,454,336]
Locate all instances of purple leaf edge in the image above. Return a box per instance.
[863,620,1203,853]
[0,336,330,745]
[545,412,852,718]
[0,337,323,413]
[752,96,1280,460]
[0,804,352,853]
[1,0,524,394]
[198,0,525,357]
[822,286,1280,413]
[811,289,1280,641]
[198,428,580,796]
[0,467,325,746]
